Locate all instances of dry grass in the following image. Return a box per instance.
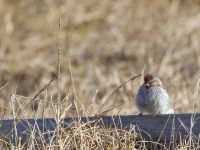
[1,114,200,149]
[0,0,200,149]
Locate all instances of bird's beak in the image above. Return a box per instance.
[145,82,150,88]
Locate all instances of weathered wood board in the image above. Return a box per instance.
[0,113,200,144]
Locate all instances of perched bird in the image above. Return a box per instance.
[135,74,174,115]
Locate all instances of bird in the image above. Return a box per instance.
[135,74,174,115]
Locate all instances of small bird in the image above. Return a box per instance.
[135,74,174,115]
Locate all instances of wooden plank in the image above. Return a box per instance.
[0,113,200,144]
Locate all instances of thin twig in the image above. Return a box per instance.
[0,82,9,91]
[57,18,62,105]
[69,60,80,118]
[96,74,141,114]
[96,104,122,116]
[31,78,55,100]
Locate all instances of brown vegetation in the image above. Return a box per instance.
[1,0,200,118]
[1,0,200,149]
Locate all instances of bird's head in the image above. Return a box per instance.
[144,74,163,88]
[144,74,154,84]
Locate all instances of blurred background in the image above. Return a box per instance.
[0,0,200,118]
